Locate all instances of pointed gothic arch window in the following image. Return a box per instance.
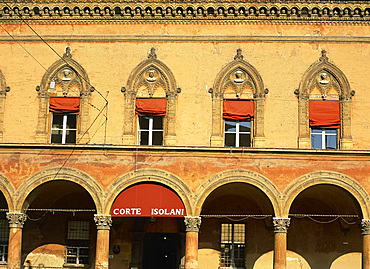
[209,49,268,148]
[295,50,355,149]
[122,48,180,146]
[36,48,92,144]
[0,70,10,143]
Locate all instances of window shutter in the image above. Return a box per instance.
[135,98,166,117]
[49,97,80,114]
[309,100,340,128]
[223,100,254,120]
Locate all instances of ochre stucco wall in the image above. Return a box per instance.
[0,23,369,148]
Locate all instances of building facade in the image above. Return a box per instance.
[0,0,370,269]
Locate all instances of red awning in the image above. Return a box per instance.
[309,100,340,128]
[223,100,254,120]
[49,97,80,114]
[135,98,166,117]
[111,184,186,217]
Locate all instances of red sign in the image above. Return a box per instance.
[111,184,186,217]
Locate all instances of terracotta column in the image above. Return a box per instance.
[362,219,370,269]
[184,216,201,269]
[273,217,290,269]
[94,214,112,269]
[6,213,27,269]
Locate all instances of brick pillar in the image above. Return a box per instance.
[273,218,290,269]
[6,213,27,269]
[184,216,201,269]
[94,214,112,269]
[362,219,370,269]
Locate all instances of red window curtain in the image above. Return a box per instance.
[49,97,80,114]
[309,100,340,128]
[135,98,166,117]
[223,100,254,120]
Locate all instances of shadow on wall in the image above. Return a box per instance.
[24,244,65,268]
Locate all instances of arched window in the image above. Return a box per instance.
[122,48,180,146]
[0,70,10,143]
[209,49,268,148]
[36,48,91,144]
[296,50,355,149]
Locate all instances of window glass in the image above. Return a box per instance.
[311,129,323,149]
[52,114,64,129]
[152,131,163,146]
[326,129,337,149]
[225,120,236,132]
[153,116,163,130]
[51,129,63,144]
[139,116,150,130]
[67,115,77,129]
[139,131,149,145]
[239,121,251,132]
[225,133,236,147]
[239,134,251,147]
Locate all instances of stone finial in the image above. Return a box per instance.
[184,216,201,232]
[148,47,157,59]
[94,214,112,230]
[361,219,370,235]
[6,212,27,228]
[234,48,243,60]
[63,46,72,58]
[273,217,290,233]
[319,50,328,62]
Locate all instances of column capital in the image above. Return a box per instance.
[94,214,112,230]
[6,212,27,228]
[362,219,370,235]
[184,216,201,232]
[273,217,290,233]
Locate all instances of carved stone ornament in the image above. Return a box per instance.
[273,217,290,233]
[148,47,157,59]
[184,216,201,232]
[1,2,369,25]
[6,212,27,228]
[234,48,244,60]
[94,214,113,230]
[361,219,370,235]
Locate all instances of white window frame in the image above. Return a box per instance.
[50,114,77,144]
[137,116,163,146]
[224,120,251,148]
[0,244,7,262]
[220,223,246,269]
[66,246,89,265]
[311,128,338,149]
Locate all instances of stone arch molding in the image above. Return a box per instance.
[15,167,104,213]
[193,169,282,217]
[36,47,92,144]
[283,170,370,218]
[105,168,193,216]
[209,49,268,147]
[295,50,355,149]
[0,173,16,212]
[122,48,180,146]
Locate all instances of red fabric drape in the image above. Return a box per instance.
[135,98,166,117]
[49,97,80,114]
[309,100,340,128]
[223,100,254,120]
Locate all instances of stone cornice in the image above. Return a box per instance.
[0,1,369,25]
